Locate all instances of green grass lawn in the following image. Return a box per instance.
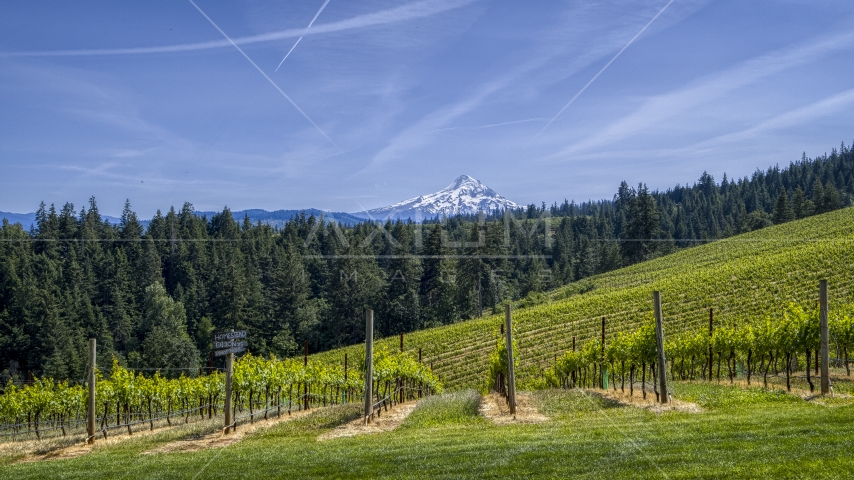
[3,383,853,479]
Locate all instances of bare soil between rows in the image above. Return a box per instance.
[9,418,209,464]
[479,392,548,424]
[318,401,417,441]
[589,388,703,413]
[143,408,314,455]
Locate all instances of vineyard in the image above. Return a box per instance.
[546,302,854,397]
[2,207,853,446]
[311,207,854,389]
[0,348,440,442]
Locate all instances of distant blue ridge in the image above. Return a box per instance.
[1,208,366,232]
[193,209,365,227]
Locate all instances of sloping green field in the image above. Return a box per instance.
[314,207,854,389]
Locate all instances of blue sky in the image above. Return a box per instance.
[1,0,853,217]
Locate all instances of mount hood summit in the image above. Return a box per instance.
[351,175,518,220]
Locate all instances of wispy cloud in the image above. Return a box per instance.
[366,0,701,171]
[546,28,854,160]
[0,0,477,57]
[366,69,527,170]
[689,88,854,150]
[544,88,854,170]
[532,0,676,141]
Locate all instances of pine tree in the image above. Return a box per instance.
[791,186,813,219]
[269,245,314,356]
[822,182,843,212]
[420,224,444,307]
[812,179,826,213]
[382,222,422,332]
[456,224,488,319]
[140,283,199,376]
[324,245,385,348]
[772,190,795,224]
[622,184,661,263]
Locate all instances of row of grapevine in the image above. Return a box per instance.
[369,347,442,414]
[544,302,854,396]
[484,329,518,395]
[664,303,854,390]
[0,361,220,440]
[0,348,442,441]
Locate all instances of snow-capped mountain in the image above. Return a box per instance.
[351,175,518,221]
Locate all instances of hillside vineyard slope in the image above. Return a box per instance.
[312,207,854,389]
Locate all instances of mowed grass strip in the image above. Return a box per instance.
[401,390,486,429]
[4,383,854,479]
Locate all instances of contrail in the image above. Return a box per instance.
[188,0,342,153]
[275,0,332,72]
[1,0,476,57]
[532,0,676,142]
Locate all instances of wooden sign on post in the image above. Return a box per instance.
[213,330,247,357]
[214,330,247,341]
[214,329,245,434]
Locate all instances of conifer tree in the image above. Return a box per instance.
[622,183,661,263]
[791,186,813,219]
[772,190,795,224]
[140,283,199,376]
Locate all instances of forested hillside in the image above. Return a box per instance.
[0,143,852,383]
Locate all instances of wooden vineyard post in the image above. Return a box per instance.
[304,341,309,411]
[820,280,830,395]
[505,304,517,416]
[601,317,606,389]
[571,335,577,387]
[224,352,234,434]
[87,338,96,444]
[708,308,714,382]
[398,332,404,403]
[364,310,374,424]
[344,353,348,404]
[653,291,668,404]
